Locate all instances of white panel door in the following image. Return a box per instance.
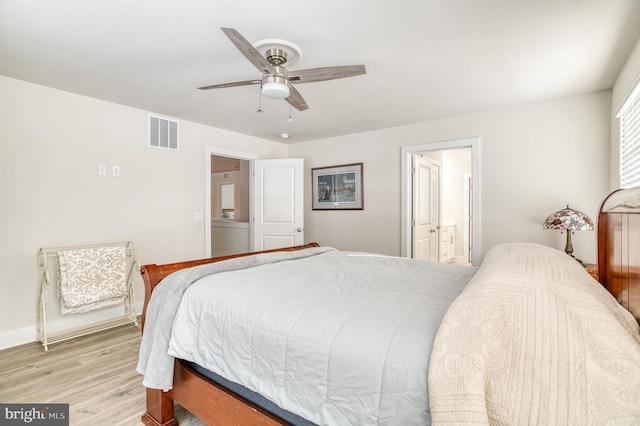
[252,158,304,251]
[412,155,440,261]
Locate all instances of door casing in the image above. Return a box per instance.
[401,137,481,266]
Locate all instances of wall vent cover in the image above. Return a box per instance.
[149,115,179,150]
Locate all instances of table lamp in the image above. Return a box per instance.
[543,205,594,266]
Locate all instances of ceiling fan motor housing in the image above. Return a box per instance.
[265,48,288,65]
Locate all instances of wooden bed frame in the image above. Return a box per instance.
[140,242,320,426]
[597,188,640,323]
[139,188,640,426]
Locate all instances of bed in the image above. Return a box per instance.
[137,188,640,426]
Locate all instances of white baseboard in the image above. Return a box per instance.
[0,302,144,351]
[0,325,37,351]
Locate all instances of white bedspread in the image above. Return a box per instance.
[142,248,476,425]
[428,243,640,425]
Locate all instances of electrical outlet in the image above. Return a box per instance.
[112,166,120,177]
[194,212,203,222]
[98,165,106,176]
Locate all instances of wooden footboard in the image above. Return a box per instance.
[140,243,319,426]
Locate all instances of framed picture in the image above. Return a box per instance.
[312,163,364,210]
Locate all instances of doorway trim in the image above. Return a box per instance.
[401,137,481,266]
[205,146,258,257]
[463,173,472,263]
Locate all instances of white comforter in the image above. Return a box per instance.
[140,247,476,425]
[429,243,640,425]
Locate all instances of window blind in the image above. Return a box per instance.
[618,80,640,189]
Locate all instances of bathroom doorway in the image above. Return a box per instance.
[210,155,251,257]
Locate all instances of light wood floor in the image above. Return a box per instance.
[0,324,206,425]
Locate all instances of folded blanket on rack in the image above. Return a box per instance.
[57,246,128,314]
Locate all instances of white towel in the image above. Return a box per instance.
[57,246,128,314]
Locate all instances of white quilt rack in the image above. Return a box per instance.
[37,241,139,351]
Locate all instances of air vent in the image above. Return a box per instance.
[149,115,179,150]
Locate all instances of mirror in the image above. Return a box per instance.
[220,183,235,219]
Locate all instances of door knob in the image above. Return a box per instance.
[296,228,302,232]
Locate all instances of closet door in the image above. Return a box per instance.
[252,158,304,251]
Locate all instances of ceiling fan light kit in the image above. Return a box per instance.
[262,81,290,99]
[261,65,290,99]
[198,28,367,112]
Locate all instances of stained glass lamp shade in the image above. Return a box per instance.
[543,205,594,265]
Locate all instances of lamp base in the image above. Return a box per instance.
[564,230,586,266]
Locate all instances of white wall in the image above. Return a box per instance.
[0,75,287,348]
[0,76,615,349]
[611,36,640,189]
[290,91,611,264]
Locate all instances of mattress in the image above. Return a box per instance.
[165,249,477,425]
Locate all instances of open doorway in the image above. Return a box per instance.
[205,147,258,257]
[401,138,481,266]
[210,155,251,257]
[436,148,472,265]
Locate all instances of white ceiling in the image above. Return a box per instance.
[1,0,639,144]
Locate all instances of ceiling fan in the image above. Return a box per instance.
[198,28,366,111]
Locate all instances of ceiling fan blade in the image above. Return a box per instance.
[286,85,309,111]
[198,80,261,90]
[221,28,275,75]
[288,65,366,84]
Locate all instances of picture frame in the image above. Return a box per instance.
[312,163,364,210]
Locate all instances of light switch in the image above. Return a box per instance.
[194,212,203,222]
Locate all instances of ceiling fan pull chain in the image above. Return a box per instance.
[288,104,292,122]
[257,83,264,114]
